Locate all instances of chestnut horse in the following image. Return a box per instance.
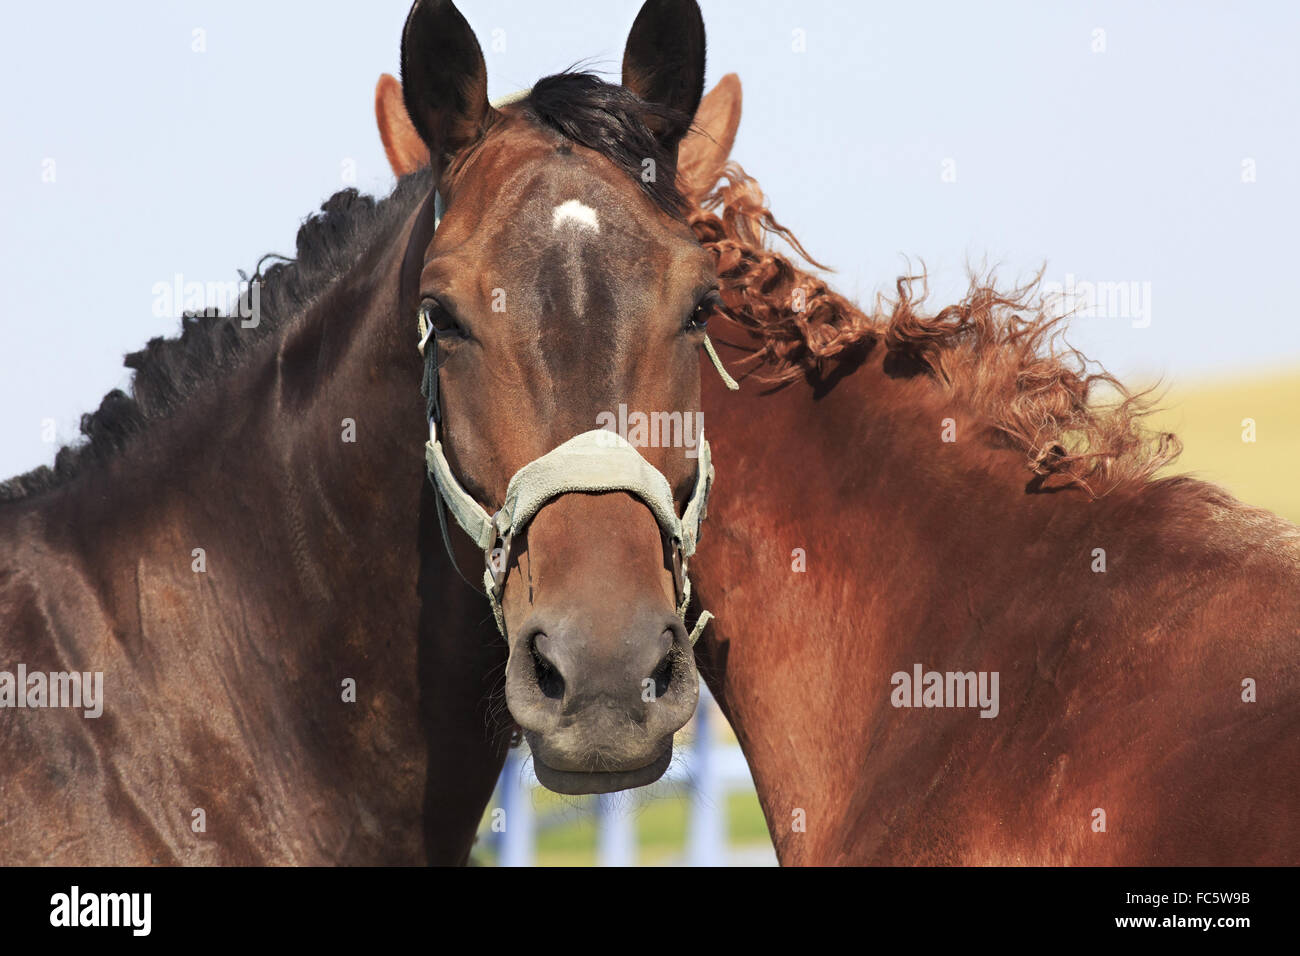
[689,253,1300,865]
[0,0,728,862]
[378,65,1299,865]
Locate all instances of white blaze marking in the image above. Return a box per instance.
[552,199,600,233]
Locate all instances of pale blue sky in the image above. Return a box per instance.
[3,1,1298,479]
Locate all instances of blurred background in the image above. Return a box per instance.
[3,2,1297,863]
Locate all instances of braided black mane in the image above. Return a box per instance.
[0,169,434,502]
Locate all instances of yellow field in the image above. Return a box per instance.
[1142,368,1300,525]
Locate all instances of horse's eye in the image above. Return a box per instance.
[686,290,721,332]
[420,299,465,339]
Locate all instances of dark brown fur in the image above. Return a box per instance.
[0,0,720,858]
[0,174,511,864]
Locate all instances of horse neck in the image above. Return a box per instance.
[91,218,421,624]
[5,197,508,862]
[696,340,1128,862]
[702,341,1300,863]
[16,202,431,761]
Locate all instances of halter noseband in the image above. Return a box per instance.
[415,191,738,644]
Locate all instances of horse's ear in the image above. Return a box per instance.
[375,74,431,177]
[622,0,706,151]
[399,0,494,181]
[677,73,742,199]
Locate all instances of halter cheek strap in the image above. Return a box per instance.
[416,190,738,644]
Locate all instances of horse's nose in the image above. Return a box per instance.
[505,606,695,744]
[532,622,675,719]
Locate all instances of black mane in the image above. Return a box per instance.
[2,71,689,503]
[0,169,434,503]
[520,71,689,217]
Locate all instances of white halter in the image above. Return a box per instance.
[418,190,739,643]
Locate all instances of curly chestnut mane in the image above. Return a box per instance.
[687,163,1182,497]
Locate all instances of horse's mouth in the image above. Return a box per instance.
[530,745,673,795]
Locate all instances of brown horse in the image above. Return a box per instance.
[0,0,732,861]
[379,64,1299,864]
[685,162,1300,866]
[0,169,510,864]
[395,0,732,795]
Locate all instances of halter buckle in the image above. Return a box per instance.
[671,539,687,605]
[486,526,512,596]
[417,313,435,356]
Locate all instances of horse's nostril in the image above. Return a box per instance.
[650,630,677,699]
[530,633,565,700]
